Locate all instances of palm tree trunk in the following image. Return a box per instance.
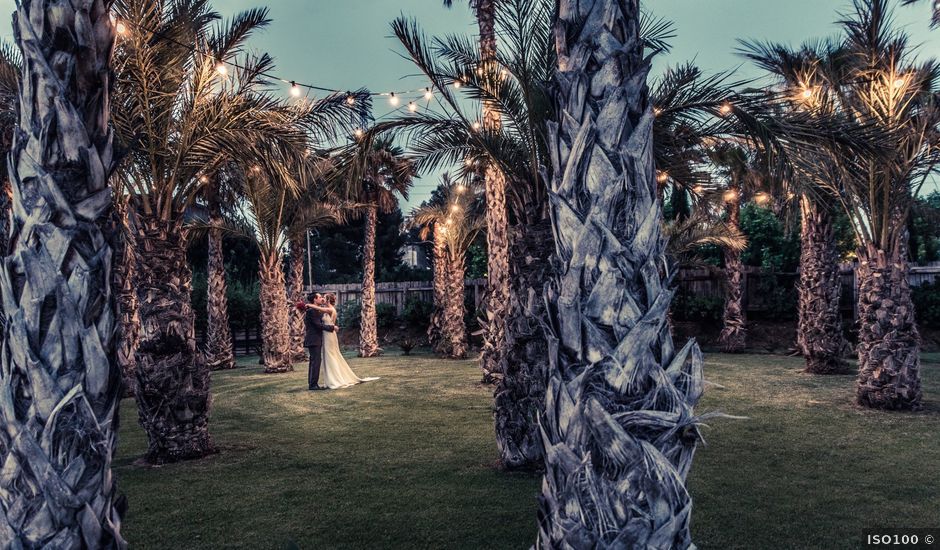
[287,238,309,362]
[429,227,448,354]
[720,189,746,352]
[134,215,215,464]
[537,0,704,546]
[114,194,140,396]
[205,206,236,371]
[798,197,847,374]
[477,0,512,384]
[494,217,552,470]
[442,251,468,359]
[360,205,381,357]
[258,251,293,374]
[0,1,127,545]
[855,240,922,410]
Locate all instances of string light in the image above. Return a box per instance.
[354,128,364,139]
[893,76,907,89]
[656,171,669,183]
[464,158,474,166]
[456,184,466,194]
[453,79,462,89]
[801,87,813,99]
[345,94,356,106]
[199,175,209,184]
[723,189,739,203]
[754,192,771,205]
[115,21,128,36]
[653,107,662,116]
[215,61,227,76]
[290,81,301,98]
[451,204,461,213]
[389,93,400,106]
[472,121,482,131]
[719,102,732,115]
[408,101,418,112]
[424,88,433,100]
[251,165,261,174]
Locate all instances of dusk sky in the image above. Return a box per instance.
[1,0,938,209]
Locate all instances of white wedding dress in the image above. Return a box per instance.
[319,312,379,389]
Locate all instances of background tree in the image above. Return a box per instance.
[203,170,239,371]
[443,0,511,384]
[344,139,415,357]
[0,1,126,545]
[536,0,706,545]
[111,0,365,462]
[411,177,485,358]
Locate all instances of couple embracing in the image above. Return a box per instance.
[301,293,379,390]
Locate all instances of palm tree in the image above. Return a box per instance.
[111,0,364,462]
[345,139,415,358]
[902,0,940,26]
[0,42,18,255]
[443,0,511,384]
[536,0,706,545]
[0,1,126,546]
[203,171,238,371]
[411,176,485,358]
[792,0,938,409]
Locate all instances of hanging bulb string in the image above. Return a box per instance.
[112,16,445,101]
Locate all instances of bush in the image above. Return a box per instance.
[671,290,724,322]
[402,297,434,328]
[337,300,397,328]
[337,300,361,328]
[913,279,940,328]
[377,302,398,328]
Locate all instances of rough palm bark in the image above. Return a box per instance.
[855,239,922,410]
[429,227,448,354]
[494,217,551,470]
[113,194,140,396]
[359,206,381,357]
[287,238,308,363]
[477,0,512,384]
[258,252,293,374]
[205,205,235,371]
[134,215,215,464]
[442,249,468,359]
[797,196,847,374]
[537,0,705,547]
[719,188,746,352]
[0,0,127,545]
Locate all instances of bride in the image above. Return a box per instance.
[307,293,379,389]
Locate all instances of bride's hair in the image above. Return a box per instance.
[325,293,337,306]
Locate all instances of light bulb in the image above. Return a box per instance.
[472,121,481,131]
[389,93,399,106]
[801,87,813,99]
[755,192,771,205]
[456,185,466,194]
[453,80,462,89]
[653,107,662,116]
[290,81,301,97]
[723,189,738,203]
[346,94,356,106]
[116,21,127,35]
[656,171,669,183]
[720,102,732,115]
[354,128,364,139]
[408,101,418,112]
[424,88,433,100]
[199,175,209,184]
[252,165,261,174]
[451,204,460,212]
[216,62,227,76]
[893,77,906,89]
[464,158,473,166]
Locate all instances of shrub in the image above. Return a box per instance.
[402,297,434,328]
[376,302,398,328]
[337,300,361,328]
[671,289,724,322]
[913,279,940,328]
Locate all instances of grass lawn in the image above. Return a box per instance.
[115,352,940,549]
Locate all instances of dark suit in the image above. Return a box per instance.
[304,308,335,388]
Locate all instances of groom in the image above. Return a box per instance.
[304,293,336,390]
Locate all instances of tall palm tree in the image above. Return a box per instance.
[111,0,365,462]
[536,0,706,545]
[0,1,126,546]
[411,176,485,358]
[203,171,238,371]
[345,139,414,358]
[737,41,851,374]
[793,0,939,409]
[443,0,511,384]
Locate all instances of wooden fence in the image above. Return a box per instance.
[308,278,489,314]
[203,263,940,355]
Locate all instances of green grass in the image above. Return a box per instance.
[115,352,940,549]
